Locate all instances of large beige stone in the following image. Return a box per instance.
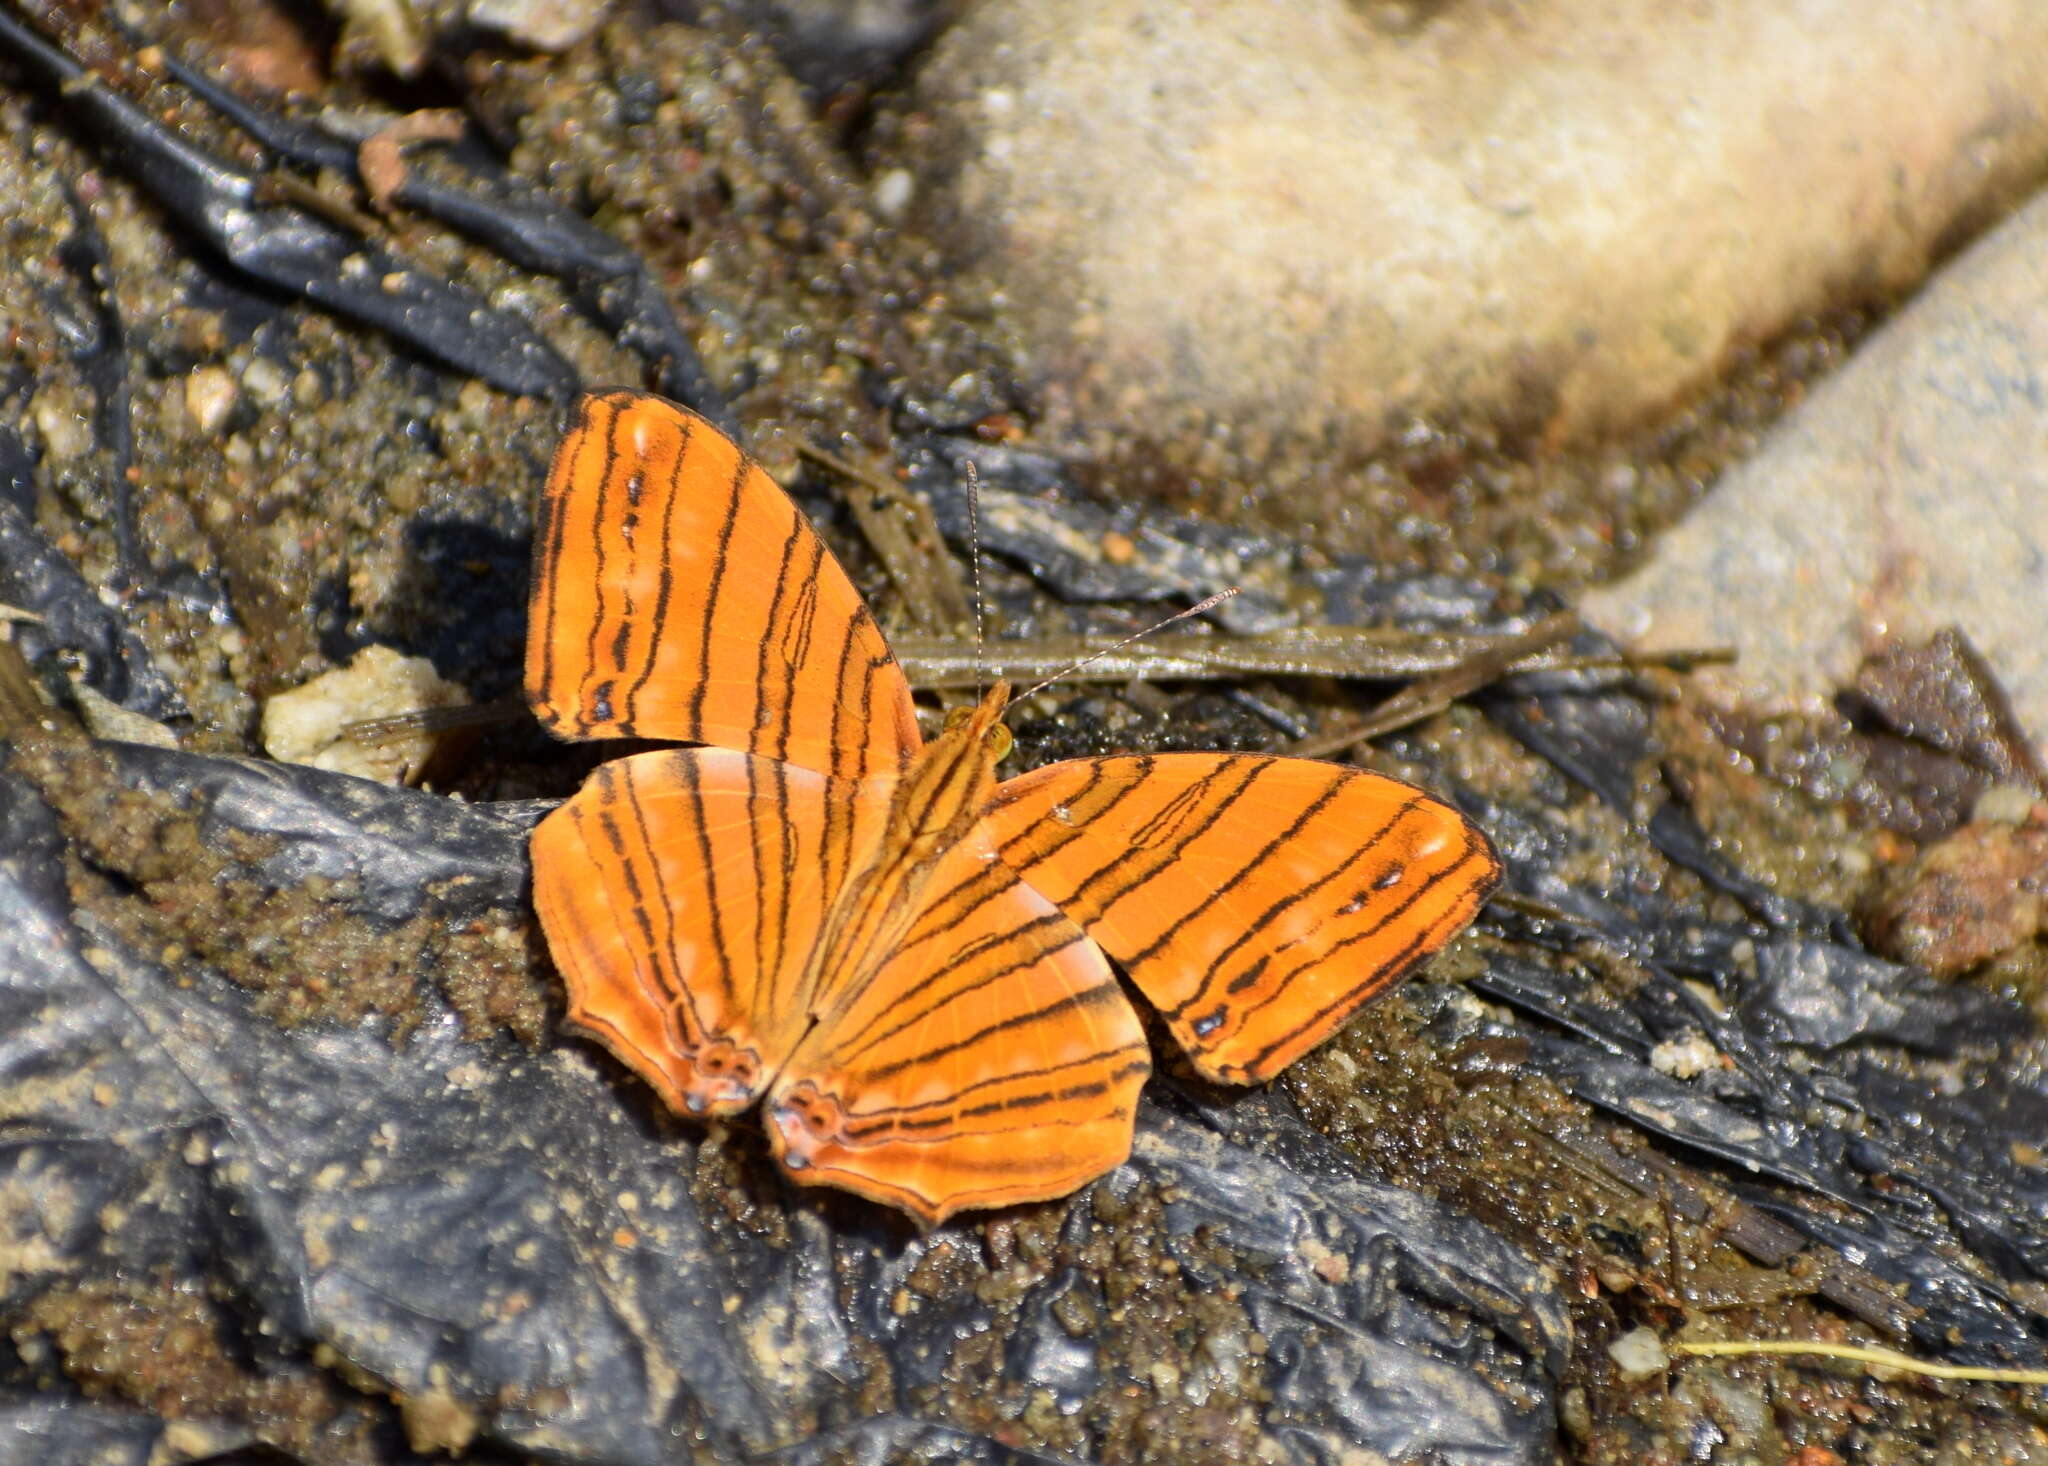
[909,0,2048,456]
[1582,188,2048,755]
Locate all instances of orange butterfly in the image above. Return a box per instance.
[526,391,1501,1225]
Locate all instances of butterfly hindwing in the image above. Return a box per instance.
[532,745,895,1117]
[526,390,921,778]
[766,827,1152,1226]
[984,753,1503,1083]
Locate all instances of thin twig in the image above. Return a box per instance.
[1282,610,1581,757]
[1671,1339,2048,1385]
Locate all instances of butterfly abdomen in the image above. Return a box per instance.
[803,693,1010,1007]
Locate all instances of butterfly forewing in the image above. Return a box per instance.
[532,746,895,1116]
[984,754,1503,1083]
[766,829,1152,1226]
[527,390,921,779]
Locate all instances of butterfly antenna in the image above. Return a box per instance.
[966,457,986,699]
[1015,588,1241,705]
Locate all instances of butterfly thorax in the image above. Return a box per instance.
[799,684,1013,1002]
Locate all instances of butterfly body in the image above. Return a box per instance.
[528,390,1501,1224]
[815,683,1008,948]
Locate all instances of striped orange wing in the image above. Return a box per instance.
[531,746,895,1118]
[765,829,1152,1227]
[984,754,1502,1084]
[526,390,920,779]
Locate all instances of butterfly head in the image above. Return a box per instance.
[938,680,1014,762]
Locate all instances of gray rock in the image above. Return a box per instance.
[907,0,2048,456]
[1584,188,2048,757]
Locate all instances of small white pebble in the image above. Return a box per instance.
[242,357,291,405]
[1975,782,2042,826]
[1607,1326,1668,1380]
[873,167,914,218]
[184,365,239,433]
[30,387,91,461]
[1650,1032,1721,1080]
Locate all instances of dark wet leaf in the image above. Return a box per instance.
[0,10,577,400]
[162,54,733,431]
[1739,937,2026,1054]
[905,436,1293,634]
[0,450,186,719]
